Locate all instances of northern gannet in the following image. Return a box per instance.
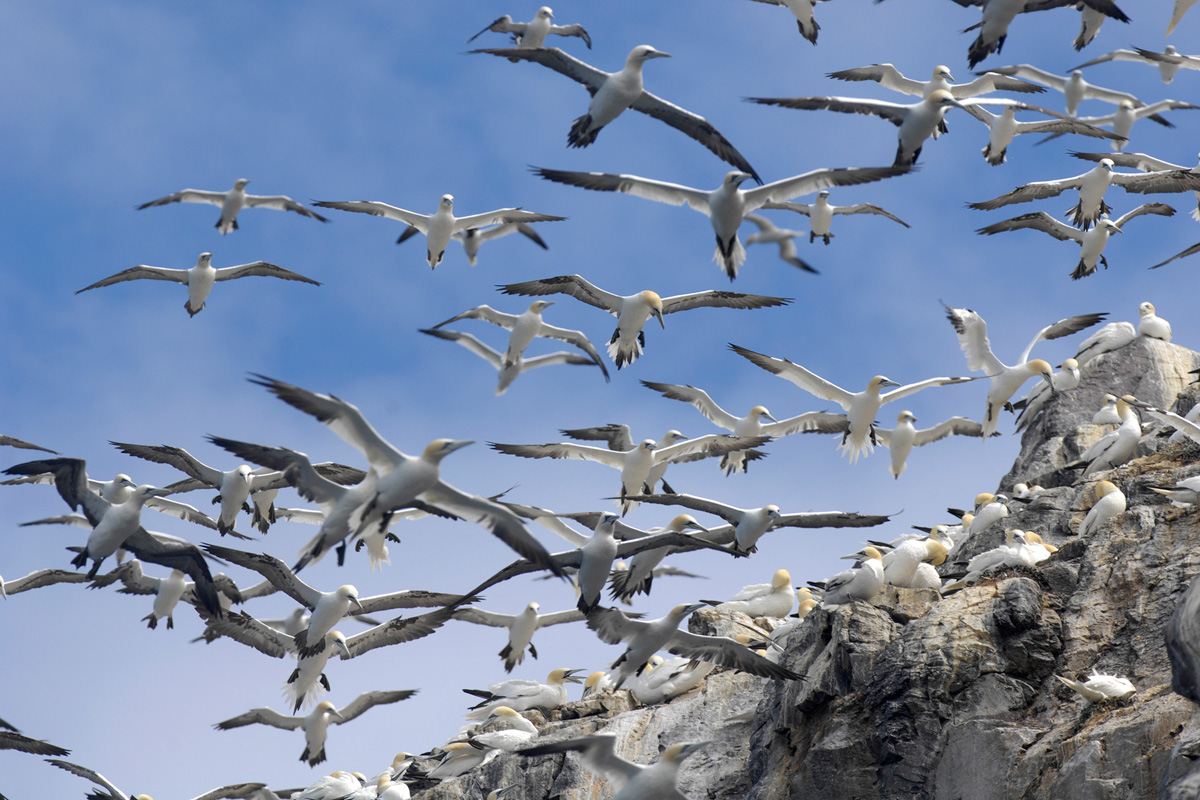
[136,178,329,234]
[879,537,948,588]
[48,758,266,800]
[1072,2,1109,49]
[746,0,832,43]
[89,561,189,629]
[730,342,976,462]
[1078,480,1126,536]
[466,707,539,753]
[1063,100,1199,151]
[629,657,715,705]
[292,772,364,800]
[872,411,990,478]
[1066,396,1140,476]
[1093,393,1121,424]
[76,252,320,317]
[521,735,709,800]
[0,567,90,598]
[1073,46,1200,83]
[420,327,606,395]
[964,492,1010,536]
[557,425,694,492]
[624,492,891,555]
[950,1,1129,69]
[606,515,710,602]
[1014,358,1081,431]
[1123,396,1200,445]
[741,214,817,272]
[0,434,56,453]
[463,668,585,720]
[815,546,885,607]
[473,46,759,178]
[1072,150,1200,221]
[532,165,909,278]
[1136,301,1172,340]
[0,729,70,756]
[943,529,1044,590]
[702,569,796,617]
[573,512,622,613]
[763,190,910,243]
[587,603,802,687]
[313,194,564,268]
[958,101,1123,164]
[468,7,591,49]
[1055,669,1135,700]
[451,601,585,672]
[977,204,1176,278]
[398,221,548,266]
[248,375,566,579]
[1149,476,1200,506]
[827,63,1044,101]
[984,65,1161,117]
[969,159,1200,228]
[640,379,846,474]
[215,692,416,766]
[499,274,792,367]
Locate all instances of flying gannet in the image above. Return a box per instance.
[605,515,710,603]
[741,215,818,271]
[397,221,548,266]
[520,735,710,800]
[532,165,909,278]
[945,1,1129,69]
[828,63,1044,101]
[872,411,991,478]
[1073,46,1200,83]
[1058,100,1199,152]
[499,274,792,367]
[76,252,321,317]
[730,342,976,462]
[420,327,605,395]
[451,601,585,672]
[468,7,591,49]
[0,435,56,454]
[957,101,1123,164]
[136,178,329,234]
[313,194,564,268]
[762,190,910,243]
[473,46,759,178]
[975,203,1176,278]
[89,561,189,629]
[463,668,586,720]
[745,0,829,43]
[984,65,1165,117]
[1055,670,1135,701]
[554,426,698,492]
[49,758,266,800]
[215,692,416,766]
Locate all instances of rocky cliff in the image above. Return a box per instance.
[415,336,1200,800]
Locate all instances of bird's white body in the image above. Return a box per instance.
[968,494,1010,536]
[819,547,885,607]
[882,539,948,588]
[84,485,167,566]
[580,46,666,139]
[629,657,715,705]
[1075,397,1140,476]
[299,585,363,654]
[147,569,188,628]
[576,514,620,612]
[1078,481,1126,536]
[1056,670,1135,701]
[287,631,352,712]
[711,569,795,617]
[1137,301,1172,341]
[465,668,581,720]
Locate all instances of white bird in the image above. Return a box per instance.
[952,2,1129,69]
[90,561,189,630]
[76,252,320,317]
[1067,395,1141,477]
[958,101,1124,165]
[215,692,415,766]
[1067,99,1198,151]
[468,7,591,49]
[451,601,585,672]
[463,667,586,720]
[313,194,564,268]
[292,772,365,800]
[1055,669,1135,701]
[629,657,715,705]
[1093,393,1122,424]
[1136,301,1172,341]
[880,537,949,588]
[763,190,911,244]
[473,46,759,178]
[702,569,796,617]
[1168,0,1199,34]
[587,603,802,687]
[745,0,830,43]
[605,515,710,603]
[741,215,817,272]
[1014,358,1081,431]
[284,631,353,713]
[974,204,1176,279]
[398,221,548,266]
[532,165,909,279]
[499,274,792,367]
[873,411,991,478]
[420,327,605,395]
[947,529,1046,590]
[1073,46,1200,84]
[968,158,1200,228]
[827,63,1044,101]
[1072,151,1200,222]
[48,758,266,800]
[467,707,539,752]
[730,342,976,462]
[136,178,329,234]
[983,65,1158,117]
[1123,396,1200,445]
[816,546,885,607]
[640,380,847,474]
[1149,475,1200,506]
[965,492,1011,536]
[248,375,565,578]
[556,425,697,493]
[1072,2,1109,49]
[520,735,710,800]
[1078,480,1126,536]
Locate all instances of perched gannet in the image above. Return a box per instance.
[985,65,1159,117]
[625,492,891,555]
[763,190,910,243]
[520,735,709,800]
[556,426,694,492]
[745,0,830,44]
[398,221,548,266]
[741,214,817,271]
[1066,100,1199,151]
[965,492,1010,535]
[1123,396,1200,445]
[420,327,605,395]
[215,692,416,766]
[468,7,591,49]
[463,668,585,720]
[1066,395,1140,476]
[587,603,802,687]
[702,569,796,617]
[1150,476,1200,506]
[969,159,1200,228]
[533,165,908,279]
[428,742,499,780]
[815,546,885,607]
[976,204,1176,278]
[1072,151,1200,222]
[640,380,846,474]
[1056,669,1135,701]
[1093,393,1121,424]
[1074,46,1200,83]
[1136,301,1172,341]
[958,101,1122,164]
[0,729,69,756]
[1078,480,1126,536]
[872,411,990,478]
[489,433,768,514]
[629,657,715,705]
[49,758,266,800]
[468,707,539,752]
[956,2,1129,69]
[1013,358,1081,431]
[313,194,563,268]
[249,375,566,579]
[603,514,710,602]
[731,342,975,462]
[943,304,1104,435]
[581,670,615,699]
[136,178,329,234]
[943,529,1044,590]
[474,46,759,178]
[499,274,792,367]
[0,434,56,453]
[879,536,949,589]
[292,772,364,800]
[451,601,585,672]
[76,252,320,317]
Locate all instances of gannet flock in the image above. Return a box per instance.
[3,1,1199,797]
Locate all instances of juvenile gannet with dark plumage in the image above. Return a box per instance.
[76,252,320,317]
[730,342,976,462]
[136,178,329,234]
[1078,480,1126,535]
[468,7,591,49]
[314,195,563,268]
[499,274,792,367]
[473,46,759,178]
[977,204,1176,278]
[397,221,548,266]
[451,602,585,672]
[763,190,910,243]
[463,668,586,720]
[533,165,909,278]
[521,734,709,800]
[872,411,990,478]
[815,546,885,607]
[741,214,818,272]
[215,692,416,766]
[420,327,605,395]
[1073,46,1200,83]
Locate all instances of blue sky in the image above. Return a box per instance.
[2,1,1198,796]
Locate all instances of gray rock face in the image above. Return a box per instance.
[418,338,1200,800]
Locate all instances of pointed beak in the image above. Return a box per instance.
[681,602,708,615]
[562,668,587,684]
[447,439,475,454]
[684,520,709,533]
[334,638,351,660]
[653,308,666,330]
[350,596,365,614]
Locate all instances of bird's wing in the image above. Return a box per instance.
[765,411,851,437]
[472,46,610,93]
[1070,49,1145,69]
[204,436,344,508]
[343,605,462,658]
[826,63,924,94]
[833,203,911,226]
[3,568,91,595]
[630,90,760,179]
[242,194,329,221]
[968,174,1086,210]
[91,559,155,593]
[744,166,911,209]
[0,435,57,453]
[200,610,293,658]
[137,189,226,208]
[986,65,1066,91]
[312,200,430,230]
[419,328,502,368]
[431,305,519,330]
[18,513,93,530]
[655,434,770,464]
[534,167,711,211]
[214,708,301,731]
[0,731,71,756]
[911,417,988,446]
[498,274,623,313]
[534,322,609,374]
[188,782,271,800]
[503,501,595,548]
[335,690,418,724]
[955,73,1045,97]
[109,442,225,486]
[773,511,893,529]
[1073,151,1185,172]
[1110,169,1200,194]
[76,266,191,293]
[585,607,651,645]
[559,423,634,451]
[1132,99,1199,120]
[942,305,1007,375]
[123,529,222,617]
[200,544,323,609]
[665,629,802,681]
[3,458,109,524]
[760,200,813,217]
[659,291,793,314]
[213,262,321,285]
[357,588,475,614]
[47,760,125,798]
[1149,242,1200,269]
[550,23,591,47]
[1113,202,1176,226]
[728,344,856,408]
[520,735,641,786]
[640,381,740,430]
[747,95,911,126]
[452,208,565,232]
[144,495,220,530]
[489,441,627,468]
[882,376,978,404]
[1016,313,1108,364]
[537,609,587,626]
[451,607,516,628]
[975,212,1082,241]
